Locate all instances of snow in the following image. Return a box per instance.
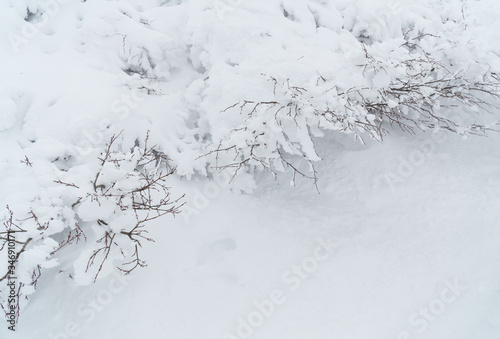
[1,0,500,338]
[0,94,17,132]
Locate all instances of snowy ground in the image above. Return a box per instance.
[1,1,500,338]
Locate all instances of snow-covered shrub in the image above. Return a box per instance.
[205,55,499,186]
[192,0,500,187]
[0,132,183,321]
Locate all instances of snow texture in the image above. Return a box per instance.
[0,0,500,338]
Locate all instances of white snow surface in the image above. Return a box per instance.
[0,0,500,338]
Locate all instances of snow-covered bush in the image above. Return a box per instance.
[0,132,183,321]
[191,0,500,186]
[205,56,499,186]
